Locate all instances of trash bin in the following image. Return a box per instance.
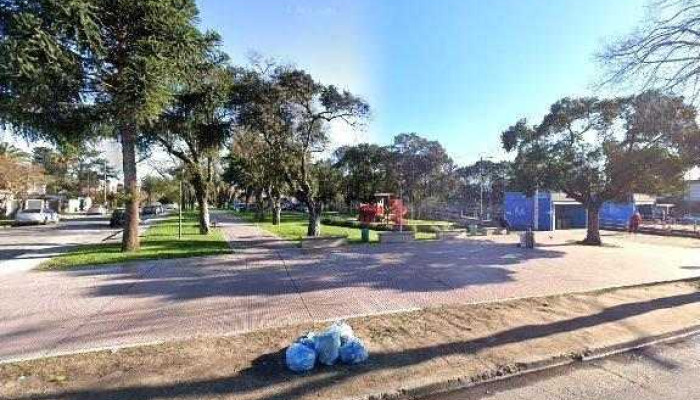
[361,227,370,243]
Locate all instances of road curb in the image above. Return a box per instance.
[348,324,700,400]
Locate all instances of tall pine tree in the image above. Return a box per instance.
[1,0,209,251]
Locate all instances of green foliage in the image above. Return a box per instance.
[332,133,484,214]
[312,160,344,207]
[503,91,700,243]
[1,0,215,250]
[143,49,233,233]
[141,175,179,204]
[0,142,29,161]
[41,211,230,269]
[1,0,207,139]
[30,144,117,197]
[333,143,393,204]
[235,211,438,243]
[503,92,699,204]
[233,63,370,235]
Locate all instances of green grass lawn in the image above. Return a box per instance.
[41,211,231,270]
[234,210,437,243]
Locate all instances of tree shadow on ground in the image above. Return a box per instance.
[0,244,101,261]
[62,240,565,301]
[10,290,698,400]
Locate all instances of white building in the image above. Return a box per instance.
[685,180,700,202]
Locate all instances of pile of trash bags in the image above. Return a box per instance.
[285,321,369,373]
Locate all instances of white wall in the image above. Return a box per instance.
[686,182,700,201]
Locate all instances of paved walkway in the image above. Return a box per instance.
[1,214,700,362]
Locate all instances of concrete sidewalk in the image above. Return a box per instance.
[1,214,700,362]
[3,279,700,400]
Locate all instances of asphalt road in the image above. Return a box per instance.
[433,335,700,400]
[0,215,119,274]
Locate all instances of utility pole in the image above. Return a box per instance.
[479,155,484,221]
[479,154,493,221]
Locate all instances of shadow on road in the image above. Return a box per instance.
[9,290,698,400]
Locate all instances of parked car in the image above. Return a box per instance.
[163,203,178,212]
[109,208,126,228]
[15,208,59,225]
[86,205,107,215]
[141,205,161,216]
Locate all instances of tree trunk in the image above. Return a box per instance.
[269,188,281,225]
[121,122,140,252]
[244,189,251,207]
[272,202,281,225]
[307,201,322,237]
[192,174,210,235]
[254,188,265,221]
[582,205,602,245]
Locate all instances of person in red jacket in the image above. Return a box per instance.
[629,211,642,233]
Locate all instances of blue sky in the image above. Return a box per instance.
[197,1,647,164]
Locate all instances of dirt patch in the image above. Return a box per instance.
[2,280,700,400]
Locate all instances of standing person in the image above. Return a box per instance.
[629,211,642,233]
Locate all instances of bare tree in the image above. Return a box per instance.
[600,0,700,102]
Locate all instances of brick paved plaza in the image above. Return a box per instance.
[1,218,699,362]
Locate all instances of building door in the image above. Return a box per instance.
[554,204,587,230]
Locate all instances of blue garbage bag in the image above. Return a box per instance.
[285,342,317,373]
[328,321,355,345]
[313,329,341,366]
[297,332,316,349]
[339,338,369,365]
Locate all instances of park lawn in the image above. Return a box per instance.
[234,211,436,243]
[41,211,231,270]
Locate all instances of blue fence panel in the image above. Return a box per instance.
[504,192,552,231]
[504,192,530,230]
[600,202,634,228]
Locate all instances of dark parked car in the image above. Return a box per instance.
[141,205,160,216]
[109,208,126,228]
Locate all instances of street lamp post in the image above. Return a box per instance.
[479,157,483,220]
[479,154,493,221]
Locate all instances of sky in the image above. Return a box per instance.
[196,0,648,165]
[2,0,650,173]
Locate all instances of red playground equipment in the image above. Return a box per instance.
[358,193,408,228]
[358,203,383,224]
